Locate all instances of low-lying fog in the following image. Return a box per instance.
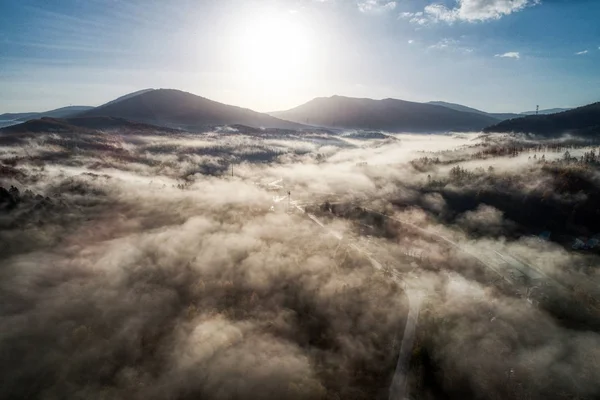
[1,127,599,400]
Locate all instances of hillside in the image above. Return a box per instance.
[270,96,500,132]
[483,102,600,136]
[427,101,520,121]
[79,89,306,130]
[0,106,94,122]
[0,116,176,134]
[521,107,571,115]
[101,89,156,107]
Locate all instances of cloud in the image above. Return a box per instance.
[456,204,516,236]
[3,127,600,400]
[400,10,428,24]
[357,0,397,13]
[575,50,589,55]
[429,38,458,50]
[400,0,540,24]
[408,39,414,44]
[495,51,520,59]
[428,38,474,54]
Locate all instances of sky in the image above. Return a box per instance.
[0,0,599,114]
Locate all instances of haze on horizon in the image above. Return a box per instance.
[1,0,599,114]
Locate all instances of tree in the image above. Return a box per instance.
[582,149,597,164]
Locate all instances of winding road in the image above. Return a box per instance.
[389,290,424,400]
[286,196,558,400]
[290,200,422,400]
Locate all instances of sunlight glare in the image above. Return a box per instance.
[233,12,314,87]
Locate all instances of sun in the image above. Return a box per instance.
[232,11,314,87]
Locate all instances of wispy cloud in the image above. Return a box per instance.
[408,39,414,44]
[4,40,132,55]
[400,11,428,25]
[400,0,540,24]
[495,52,520,59]
[357,0,397,13]
[429,38,458,50]
[24,5,112,30]
[575,50,589,55]
[428,38,474,54]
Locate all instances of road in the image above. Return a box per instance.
[291,199,422,400]
[287,196,558,400]
[285,194,556,288]
[361,207,565,290]
[389,290,424,400]
[361,207,512,284]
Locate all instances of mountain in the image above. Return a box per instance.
[483,102,600,137]
[0,112,39,122]
[0,120,20,129]
[79,89,306,130]
[0,106,94,122]
[0,116,177,134]
[427,101,520,121]
[521,108,571,115]
[270,96,500,132]
[428,101,573,120]
[101,89,156,107]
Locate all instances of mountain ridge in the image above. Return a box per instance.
[0,106,94,122]
[521,107,572,115]
[270,96,500,132]
[1,91,586,135]
[427,101,520,121]
[78,89,307,131]
[483,102,600,137]
[0,116,179,134]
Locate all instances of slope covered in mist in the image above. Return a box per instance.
[271,96,500,132]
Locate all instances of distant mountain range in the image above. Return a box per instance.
[521,108,572,116]
[1,89,592,136]
[78,89,305,130]
[426,101,521,121]
[0,106,94,128]
[0,116,178,134]
[484,102,600,137]
[269,96,500,132]
[427,102,572,119]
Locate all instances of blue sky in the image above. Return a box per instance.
[0,0,599,113]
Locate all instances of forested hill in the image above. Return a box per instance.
[484,102,600,137]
